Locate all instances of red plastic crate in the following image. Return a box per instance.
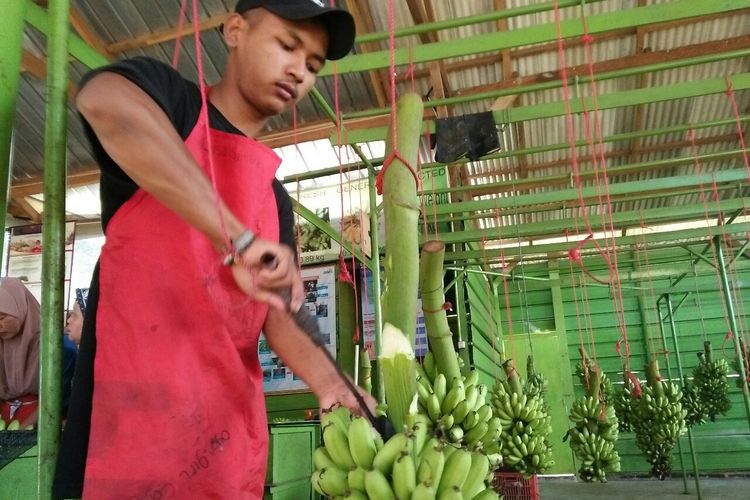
[493,472,539,500]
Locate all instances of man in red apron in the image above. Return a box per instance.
[54,1,373,498]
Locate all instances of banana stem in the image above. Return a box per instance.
[646,359,664,398]
[420,240,461,382]
[381,93,424,345]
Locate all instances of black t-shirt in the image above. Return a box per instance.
[53,56,294,499]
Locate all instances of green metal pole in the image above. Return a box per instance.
[38,0,70,497]
[367,164,384,403]
[0,0,27,254]
[655,299,689,494]
[665,294,703,500]
[714,236,750,429]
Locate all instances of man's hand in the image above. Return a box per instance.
[231,238,303,311]
[318,377,378,419]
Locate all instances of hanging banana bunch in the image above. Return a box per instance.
[490,359,555,476]
[566,364,621,482]
[631,359,687,480]
[612,371,640,433]
[681,376,706,427]
[574,349,614,403]
[693,340,731,421]
[312,406,500,499]
[415,352,501,457]
[524,355,548,399]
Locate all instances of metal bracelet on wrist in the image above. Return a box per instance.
[223,229,256,266]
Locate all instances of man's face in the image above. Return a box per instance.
[227,9,328,118]
[0,312,21,341]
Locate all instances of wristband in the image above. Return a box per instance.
[223,229,256,266]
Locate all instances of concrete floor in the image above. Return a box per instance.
[537,476,750,499]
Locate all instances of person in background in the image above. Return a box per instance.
[64,288,88,347]
[0,278,40,427]
[54,2,372,499]
[61,288,88,418]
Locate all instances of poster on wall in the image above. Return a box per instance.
[259,265,337,394]
[360,266,428,359]
[293,166,449,266]
[5,222,76,305]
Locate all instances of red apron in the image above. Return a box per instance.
[84,103,280,499]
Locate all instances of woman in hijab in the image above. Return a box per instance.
[0,278,41,427]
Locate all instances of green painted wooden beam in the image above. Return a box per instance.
[433,149,747,197]
[432,197,750,245]
[355,0,607,44]
[321,0,748,76]
[340,71,750,144]
[24,0,109,70]
[447,222,750,262]
[430,168,748,215]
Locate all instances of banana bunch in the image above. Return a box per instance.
[681,376,706,427]
[631,361,687,480]
[574,354,614,404]
[612,372,640,433]
[567,363,621,483]
[693,341,731,422]
[566,396,621,482]
[524,355,548,399]
[311,406,500,499]
[490,361,554,476]
[416,354,499,452]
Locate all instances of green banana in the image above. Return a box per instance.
[411,481,437,500]
[316,466,349,497]
[451,400,470,425]
[364,468,396,500]
[462,452,491,498]
[348,467,367,492]
[314,446,337,470]
[373,432,410,475]
[322,405,353,434]
[427,394,442,422]
[437,448,471,494]
[471,489,500,500]
[323,424,357,470]
[417,440,445,487]
[464,370,480,388]
[437,485,462,500]
[392,453,417,500]
[433,373,447,405]
[348,416,377,469]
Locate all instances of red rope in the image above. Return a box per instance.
[492,215,518,371]
[566,230,591,390]
[581,15,631,370]
[480,236,501,381]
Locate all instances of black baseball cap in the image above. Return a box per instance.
[234,0,356,60]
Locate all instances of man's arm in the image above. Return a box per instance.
[264,308,377,415]
[77,72,302,309]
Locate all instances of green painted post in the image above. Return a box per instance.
[665,294,703,500]
[454,271,471,371]
[367,165,384,403]
[0,0,27,251]
[714,237,750,429]
[38,0,70,497]
[656,299,688,493]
